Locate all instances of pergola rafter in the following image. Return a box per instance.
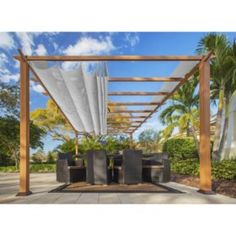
[108,102,160,106]
[15,51,213,196]
[108,77,183,82]
[108,91,169,96]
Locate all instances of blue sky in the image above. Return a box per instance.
[1,32,236,153]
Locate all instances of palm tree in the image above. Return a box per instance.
[197,33,236,159]
[218,40,236,158]
[159,78,199,151]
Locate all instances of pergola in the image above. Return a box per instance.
[15,50,213,196]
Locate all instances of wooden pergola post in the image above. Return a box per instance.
[17,59,32,196]
[75,132,79,155]
[198,59,212,193]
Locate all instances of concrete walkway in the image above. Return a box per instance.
[0,173,236,204]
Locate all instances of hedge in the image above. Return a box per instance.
[0,163,56,173]
[171,158,236,180]
[163,137,198,159]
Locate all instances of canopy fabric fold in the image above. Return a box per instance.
[30,61,108,135]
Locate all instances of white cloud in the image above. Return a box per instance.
[0,32,16,49]
[15,32,57,56]
[16,32,34,55]
[62,35,116,70]
[0,71,19,83]
[14,60,20,69]
[30,81,45,94]
[0,53,8,66]
[0,52,19,83]
[31,32,59,37]
[124,33,140,47]
[32,84,45,93]
[35,44,47,55]
[0,67,10,74]
[53,42,58,50]
[63,36,116,55]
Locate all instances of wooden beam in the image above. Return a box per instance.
[107,132,132,134]
[108,91,169,96]
[198,59,212,193]
[108,115,147,119]
[108,102,160,106]
[75,132,79,156]
[17,58,31,196]
[109,110,152,113]
[15,55,203,61]
[108,77,183,82]
[108,129,132,132]
[108,121,142,124]
[108,125,139,128]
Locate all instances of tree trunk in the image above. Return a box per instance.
[186,124,191,137]
[218,96,230,160]
[213,88,224,152]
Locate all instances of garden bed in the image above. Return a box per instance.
[171,173,236,198]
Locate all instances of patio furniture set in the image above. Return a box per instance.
[56,150,170,185]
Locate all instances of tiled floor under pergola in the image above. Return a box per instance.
[1,173,236,204]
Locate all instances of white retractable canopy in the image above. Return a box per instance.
[30,61,108,135]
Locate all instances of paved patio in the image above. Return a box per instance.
[0,173,236,204]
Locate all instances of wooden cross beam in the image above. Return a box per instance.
[108,77,183,82]
[109,110,152,113]
[15,55,203,61]
[108,102,160,106]
[108,91,169,96]
[107,115,147,119]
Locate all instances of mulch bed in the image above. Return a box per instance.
[50,182,183,194]
[171,173,236,198]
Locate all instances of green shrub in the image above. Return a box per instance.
[0,163,56,173]
[0,166,18,172]
[171,158,199,176]
[163,138,198,159]
[30,163,56,173]
[212,160,236,180]
[171,158,236,180]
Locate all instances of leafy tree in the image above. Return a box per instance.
[31,149,47,163]
[47,151,57,163]
[138,129,161,153]
[0,82,19,117]
[0,116,46,168]
[30,99,73,142]
[159,78,200,151]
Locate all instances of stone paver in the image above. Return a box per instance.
[77,193,99,204]
[0,173,236,204]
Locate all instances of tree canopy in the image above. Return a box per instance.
[30,99,73,142]
[0,116,46,167]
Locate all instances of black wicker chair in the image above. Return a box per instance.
[113,149,142,184]
[56,152,86,183]
[86,150,111,185]
[142,153,170,183]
